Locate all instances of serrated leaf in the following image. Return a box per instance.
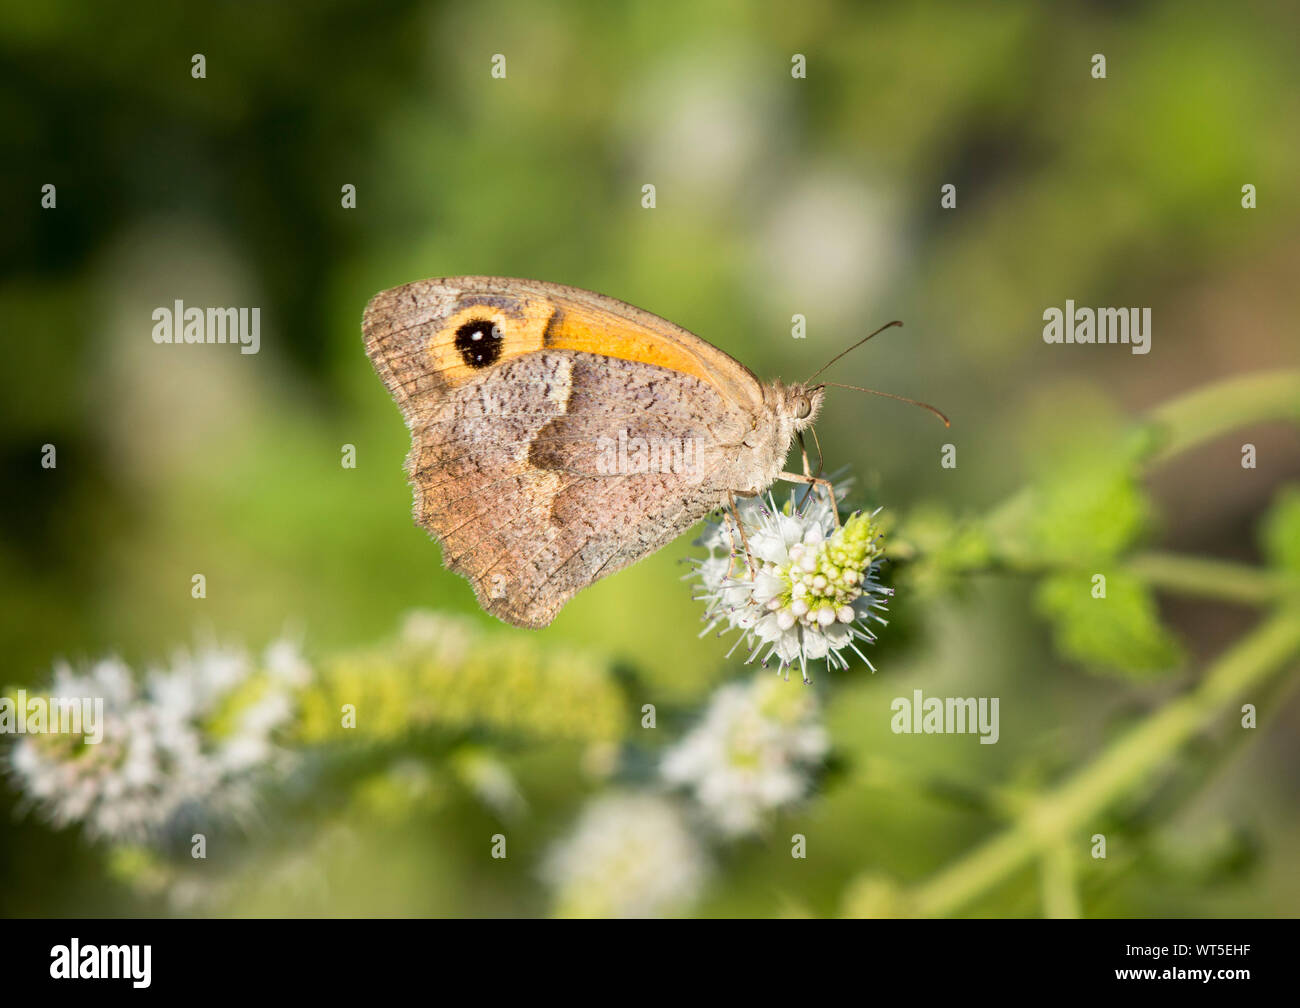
[988,455,1151,568]
[1035,570,1182,678]
[1028,461,1149,563]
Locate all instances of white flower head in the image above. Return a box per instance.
[661,675,829,837]
[540,792,708,918]
[690,482,891,681]
[6,638,309,844]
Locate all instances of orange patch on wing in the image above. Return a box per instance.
[543,304,717,387]
[425,294,722,392]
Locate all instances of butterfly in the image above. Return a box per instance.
[362,276,943,628]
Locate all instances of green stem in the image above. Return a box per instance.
[906,605,1300,918]
[1146,369,1300,464]
[1039,842,1081,919]
[885,541,1288,607]
[1125,551,1291,606]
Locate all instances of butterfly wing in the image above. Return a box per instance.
[362,276,767,627]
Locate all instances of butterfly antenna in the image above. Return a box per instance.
[804,320,903,384]
[819,382,951,427]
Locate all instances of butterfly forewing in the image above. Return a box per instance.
[363,276,773,627]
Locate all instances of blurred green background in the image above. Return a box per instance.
[2,0,1299,917]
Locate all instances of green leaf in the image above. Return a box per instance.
[893,505,994,595]
[987,449,1153,568]
[1035,571,1182,678]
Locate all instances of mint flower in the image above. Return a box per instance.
[540,792,708,918]
[691,484,891,681]
[5,640,308,843]
[661,674,829,836]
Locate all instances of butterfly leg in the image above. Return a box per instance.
[777,470,840,528]
[726,490,757,576]
[793,430,821,517]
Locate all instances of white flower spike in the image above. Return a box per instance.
[5,639,307,843]
[661,674,829,836]
[690,482,891,682]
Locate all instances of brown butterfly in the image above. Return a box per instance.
[363,276,944,628]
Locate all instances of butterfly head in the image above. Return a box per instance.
[775,381,825,433]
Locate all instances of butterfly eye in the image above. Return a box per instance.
[794,396,812,419]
